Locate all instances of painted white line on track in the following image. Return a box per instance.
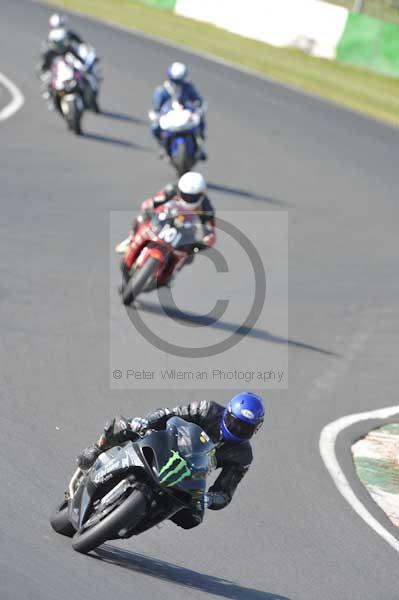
[320,405,399,553]
[0,72,25,122]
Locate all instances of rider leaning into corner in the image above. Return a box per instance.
[48,13,83,45]
[40,14,84,74]
[77,393,265,529]
[151,62,207,160]
[120,171,216,291]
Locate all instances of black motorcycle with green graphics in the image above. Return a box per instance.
[50,417,216,554]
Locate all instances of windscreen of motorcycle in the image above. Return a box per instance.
[150,202,202,249]
[166,417,216,481]
[159,108,200,132]
[137,419,214,493]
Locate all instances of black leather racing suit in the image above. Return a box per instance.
[100,401,253,529]
[40,43,82,74]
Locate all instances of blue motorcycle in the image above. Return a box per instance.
[150,100,206,176]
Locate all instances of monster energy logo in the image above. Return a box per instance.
[159,450,191,487]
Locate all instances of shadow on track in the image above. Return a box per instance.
[101,110,147,126]
[83,132,152,152]
[93,546,291,600]
[208,182,288,207]
[135,301,340,357]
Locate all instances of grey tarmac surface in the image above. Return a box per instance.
[1,1,398,599]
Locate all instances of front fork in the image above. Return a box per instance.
[65,467,85,531]
[67,467,83,500]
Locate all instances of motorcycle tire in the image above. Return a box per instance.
[122,256,161,306]
[71,107,82,135]
[72,489,147,554]
[65,99,82,135]
[50,499,75,537]
[173,142,191,177]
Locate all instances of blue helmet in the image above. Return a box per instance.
[221,393,264,444]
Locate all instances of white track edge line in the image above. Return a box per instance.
[0,72,25,122]
[319,405,399,553]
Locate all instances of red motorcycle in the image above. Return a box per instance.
[118,200,204,306]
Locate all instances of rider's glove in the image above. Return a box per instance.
[101,415,130,446]
[130,417,149,437]
[76,443,102,470]
[105,415,129,436]
[163,182,178,201]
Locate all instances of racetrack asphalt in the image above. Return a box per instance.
[1,1,398,599]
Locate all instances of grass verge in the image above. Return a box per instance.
[42,0,399,126]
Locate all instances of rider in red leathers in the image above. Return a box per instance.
[120,172,216,291]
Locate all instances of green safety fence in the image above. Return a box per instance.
[140,0,177,9]
[337,11,399,77]
[137,0,399,79]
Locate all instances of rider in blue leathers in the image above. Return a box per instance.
[151,62,206,159]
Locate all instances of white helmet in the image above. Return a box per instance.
[49,14,68,29]
[178,172,206,208]
[167,62,188,84]
[48,28,67,51]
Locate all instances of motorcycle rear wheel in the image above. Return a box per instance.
[72,489,147,554]
[122,256,161,306]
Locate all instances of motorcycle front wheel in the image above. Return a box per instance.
[62,97,82,135]
[72,489,147,554]
[122,256,161,306]
[69,101,82,135]
[172,141,193,177]
[50,499,75,537]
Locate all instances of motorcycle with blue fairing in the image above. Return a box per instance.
[75,42,102,113]
[50,417,216,554]
[149,99,206,176]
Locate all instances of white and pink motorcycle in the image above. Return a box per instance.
[41,44,102,134]
[45,53,86,134]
